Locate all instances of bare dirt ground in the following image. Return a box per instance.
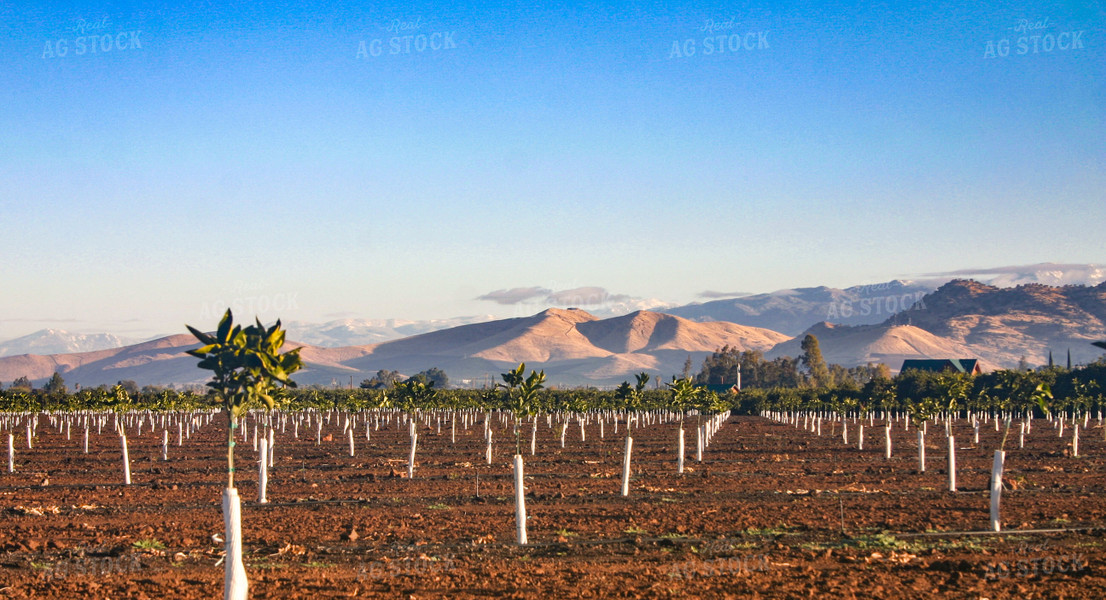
[1,411,1103,599]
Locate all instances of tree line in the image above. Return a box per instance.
[3,335,1103,417]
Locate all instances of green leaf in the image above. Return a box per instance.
[186,325,215,345]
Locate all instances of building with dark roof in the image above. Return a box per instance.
[900,358,981,375]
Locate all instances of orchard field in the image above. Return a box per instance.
[1,404,1103,599]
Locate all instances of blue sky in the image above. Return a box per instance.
[1,1,1103,339]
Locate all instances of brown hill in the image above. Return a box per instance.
[576,310,790,354]
[0,309,791,388]
[766,322,997,373]
[345,308,787,384]
[884,280,1106,368]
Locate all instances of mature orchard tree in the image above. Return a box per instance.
[361,369,402,389]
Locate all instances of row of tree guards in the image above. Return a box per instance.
[763,399,1097,532]
[2,401,733,557]
[0,403,1097,597]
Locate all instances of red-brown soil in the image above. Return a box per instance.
[1,411,1103,599]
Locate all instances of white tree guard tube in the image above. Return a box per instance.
[162,429,169,461]
[947,435,956,492]
[513,454,527,545]
[223,487,249,600]
[408,432,418,479]
[7,433,13,473]
[858,424,864,451]
[84,426,89,454]
[121,433,131,485]
[696,425,703,462]
[348,427,355,457]
[621,436,633,497]
[1072,424,1079,458]
[990,450,1005,532]
[677,427,685,474]
[530,420,537,456]
[486,430,493,465]
[268,428,275,468]
[259,437,269,503]
[917,428,926,473]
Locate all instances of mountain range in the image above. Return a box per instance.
[0,330,143,357]
[0,309,787,389]
[2,272,1105,389]
[667,280,937,335]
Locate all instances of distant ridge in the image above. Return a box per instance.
[3,278,1104,387]
[663,280,936,335]
[0,309,788,388]
[0,329,141,358]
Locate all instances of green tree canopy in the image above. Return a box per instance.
[800,334,831,388]
[361,369,402,389]
[10,376,32,391]
[43,372,67,395]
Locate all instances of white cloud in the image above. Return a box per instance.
[698,290,751,299]
[476,287,552,305]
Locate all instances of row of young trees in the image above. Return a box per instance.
[4,362,1104,417]
[748,363,1106,418]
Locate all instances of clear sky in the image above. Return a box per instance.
[2,1,1104,340]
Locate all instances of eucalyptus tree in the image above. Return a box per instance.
[187,309,302,600]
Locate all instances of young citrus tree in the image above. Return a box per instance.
[666,376,698,473]
[499,363,544,544]
[186,309,302,600]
